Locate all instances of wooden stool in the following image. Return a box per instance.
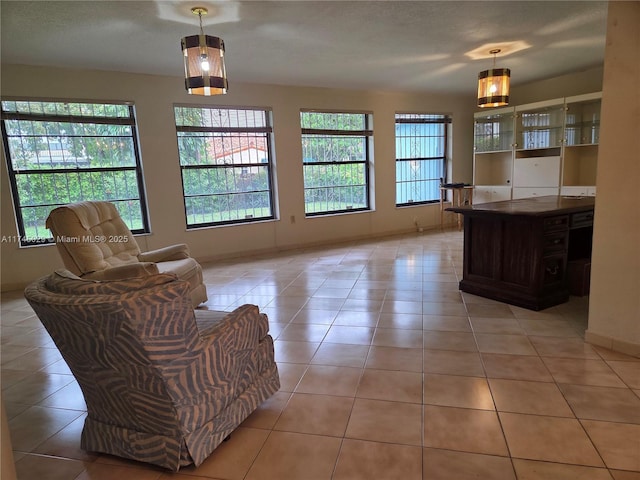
[440,184,473,229]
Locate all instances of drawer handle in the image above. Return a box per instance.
[574,213,594,222]
[546,266,559,275]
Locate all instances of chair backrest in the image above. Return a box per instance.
[24,270,199,431]
[46,201,141,275]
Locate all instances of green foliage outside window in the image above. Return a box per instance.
[300,111,371,215]
[1,100,147,245]
[174,106,275,227]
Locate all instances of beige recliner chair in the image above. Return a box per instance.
[24,270,279,471]
[45,201,207,307]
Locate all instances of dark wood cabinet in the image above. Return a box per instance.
[448,196,595,310]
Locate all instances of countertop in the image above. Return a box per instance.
[446,195,595,216]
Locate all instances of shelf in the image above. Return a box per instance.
[515,147,562,158]
[565,125,600,146]
[565,121,600,127]
[517,129,563,149]
[562,144,598,186]
[473,92,601,204]
[565,96,601,147]
[515,101,565,150]
[473,148,513,154]
[474,111,515,153]
[564,141,600,148]
[473,151,512,186]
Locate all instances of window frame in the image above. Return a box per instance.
[395,113,451,207]
[174,104,276,229]
[0,97,150,247]
[300,109,373,217]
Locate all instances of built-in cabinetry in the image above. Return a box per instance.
[561,93,600,196]
[513,99,564,199]
[473,92,601,203]
[473,107,515,204]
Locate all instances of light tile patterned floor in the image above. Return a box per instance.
[2,228,639,480]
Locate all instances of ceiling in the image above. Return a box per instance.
[0,1,608,95]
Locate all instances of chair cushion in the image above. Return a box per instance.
[45,269,177,296]
[46,201,140,274]
[82,262,160,281]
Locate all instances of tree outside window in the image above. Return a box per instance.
[300,111,372,216]
[1,99,148,246]
[174,106,275,228]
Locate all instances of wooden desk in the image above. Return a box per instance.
[447,196,595,310]
[440,185,473,229]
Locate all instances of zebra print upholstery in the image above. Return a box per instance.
[24,270,280,471]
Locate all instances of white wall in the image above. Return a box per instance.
[509,65,604,106]
[585,1,640,356]
[0,64,476,291]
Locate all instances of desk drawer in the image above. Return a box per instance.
[542,254,566,286]
[571,210,594,229]
[543,232,568,254]
[544,215,569,232]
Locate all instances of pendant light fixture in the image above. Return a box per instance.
[181,7,228,95]
[477,49,510,108]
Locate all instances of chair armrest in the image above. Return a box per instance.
[82,262,159,280]
[194,309,229,337]
[166,305,272,410]
[138,244,190,262]
[196,304,269,348]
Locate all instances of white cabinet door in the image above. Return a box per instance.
[512,187,559,199]
[561,186,589,196]
[513,156,561,187]
[560,186,597,197]
[491,187,512,202]
[473,187,493,204]
[474,186,512,204]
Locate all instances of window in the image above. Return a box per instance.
[174,106,275,228]
[395,113,451,206]
[301,111,372,216]
[1,99,149,246]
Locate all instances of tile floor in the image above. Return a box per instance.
[2,228,640,480]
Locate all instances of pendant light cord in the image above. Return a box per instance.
[490,49,501,69]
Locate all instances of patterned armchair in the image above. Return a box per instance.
[45,201,207,307]
[24,270,280,471]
